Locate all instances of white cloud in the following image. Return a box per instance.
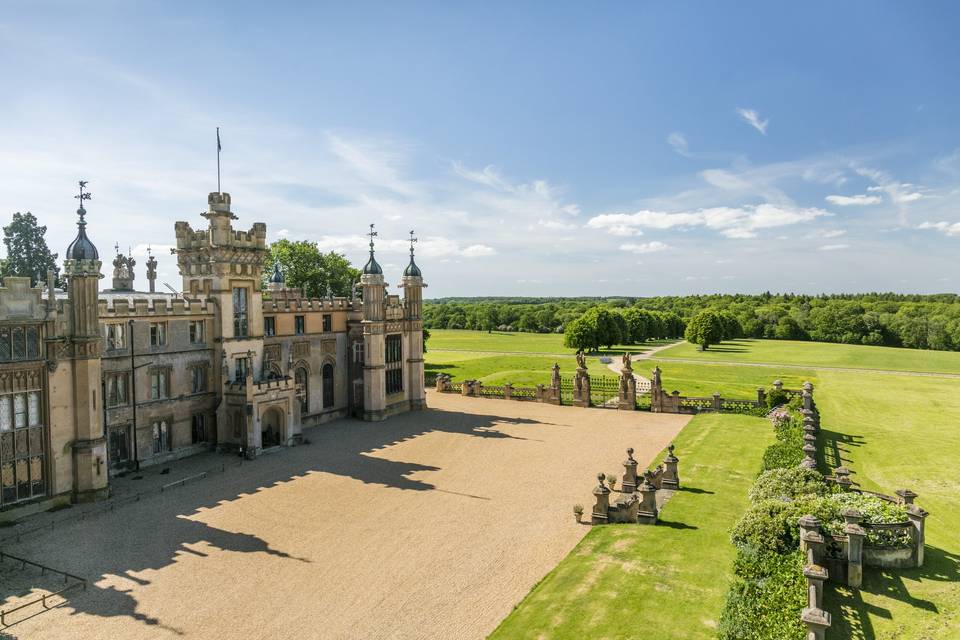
[807,229,846,239]
[587,204,828,240]
[819,244,850,251]
[667,132,690,157]
[536,218,577,231]
[825,194,882,206]
[918,221,960,237]
[462,244,497,257]
[736,107,769,135]
[619,241,670,254]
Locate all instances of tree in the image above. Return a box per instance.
[266,239,360,298]
[685,309,724,350]
[2,212,59,286]
[623,307,650,343]
[563,315,596,352]
[586,307,622,349]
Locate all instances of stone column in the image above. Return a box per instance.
[804,563,829,608]
[802,381,815,413]
[756,387,766,406]
[803,412,818,435]
[621,448,638,494]
[799,515,825,564]
[801,442,817,470]
[535,384,545,402]
[661,444,680,490]
[503,383,513,400]
[618,373,636,410]
[801,605,831,640]
[895,488,917,506]
[591,473,611,525]
[907,504,928,567]
[573,369,590,408]
[833,465,853,490]
[712,392,722,412]
[461,380,471,397]
[842,508,865,588]
[637,470,658,525]
[475,381,483,397]
[550,363,562,405]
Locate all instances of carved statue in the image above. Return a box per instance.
[622,351,632,371]
[551,362,561,388]
[576,350,587,370]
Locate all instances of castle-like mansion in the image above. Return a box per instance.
[0,188,426,518]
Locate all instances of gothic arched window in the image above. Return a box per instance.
[295,367,309,414]
[322,363,334,409]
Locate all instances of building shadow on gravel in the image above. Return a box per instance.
[3,404,554,635]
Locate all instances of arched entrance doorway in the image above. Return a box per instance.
[261,406,285,448]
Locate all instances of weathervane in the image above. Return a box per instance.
[74,180,91,220]
[409,229,417,258]
[114,242,120,255]
[368,223,378,254]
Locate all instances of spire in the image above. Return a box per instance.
[66,180,99,260]
[362,223,383,275]
[403,229,421,277]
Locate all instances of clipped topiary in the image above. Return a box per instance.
[718,547,807,640]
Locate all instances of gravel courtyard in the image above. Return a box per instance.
[4,392,689,640]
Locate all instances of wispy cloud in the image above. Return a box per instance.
[825,194,882,206]
[667,132,690,157]
[918,221,960,237]
[619,241,670,254]
[736,107,769,135]
[588,204,828,240]
[819,243,850,251]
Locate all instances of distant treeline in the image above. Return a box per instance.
[424,292,960,352]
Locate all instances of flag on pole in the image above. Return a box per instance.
[217,127,222,151]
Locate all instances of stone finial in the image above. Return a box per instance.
[626,447,635,461]
[803,381,814,392]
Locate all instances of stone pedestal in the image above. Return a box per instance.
[591,473,611,524]
[843,508,865,587]
[637,471,658,525]
[621,447,638,494]
[573,369,590,408]
[661,444,680,490]
[801,606,831,640]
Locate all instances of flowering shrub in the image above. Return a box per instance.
[749,467,831,502]
[820,493,912,547]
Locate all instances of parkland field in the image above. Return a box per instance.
[427,330,960,638]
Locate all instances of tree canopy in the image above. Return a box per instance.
[266,239,360,298]
[685,309,725,350]
[2,212,59,286]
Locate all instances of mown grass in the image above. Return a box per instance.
[426,349,816,399]
[658,338,960,375]
[488,413,774,640]
[426,330,960,636]
[817,371,960,639]
[427,329,671,355]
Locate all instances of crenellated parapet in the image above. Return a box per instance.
[262,297,358,313]
[97,295,217,319]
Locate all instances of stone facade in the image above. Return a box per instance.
[0,188,426,520]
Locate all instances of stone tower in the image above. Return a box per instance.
[174,192,268,440]
[360,224,387,421]
[62,181,109,502]
[400,231,426,411]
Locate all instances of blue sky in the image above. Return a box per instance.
[2,1,959,297]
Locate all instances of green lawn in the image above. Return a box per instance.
[427,329,670,355]
[426,349,816,400]
[817,370,960,639]
[658,339,960,376]
[489,413,774,640]
[425,330,960,637]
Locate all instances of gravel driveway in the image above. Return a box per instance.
[4,391,689,640]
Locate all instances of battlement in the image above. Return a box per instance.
[262,297,358,313]
[93,294,216,318]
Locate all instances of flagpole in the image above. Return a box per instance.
[216,127,221,193]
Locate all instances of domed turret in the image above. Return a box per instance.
[403,229,422,277]
[66,181,98,260]
[363,223,383,275]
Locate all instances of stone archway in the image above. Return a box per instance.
[261,406,285,448]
